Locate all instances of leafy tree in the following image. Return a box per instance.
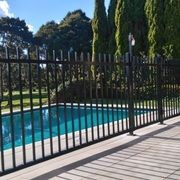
[115,0,147,56]
[92,0,108,57]
[58,10,92,53]
[35,10,92,54]
[108,0,117,54]
[0,17,33,48]
[34,21,58,49]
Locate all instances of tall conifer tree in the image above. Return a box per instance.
[164,0,180,58]
[115,0,147,56]
[92,0,108,58]
[145,0,165,58]
[108,0,117,54]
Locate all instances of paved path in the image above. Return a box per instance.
[2,116,180,180]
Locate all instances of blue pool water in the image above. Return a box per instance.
[1,105,143,150]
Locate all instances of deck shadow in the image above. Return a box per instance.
[33,120,180,180]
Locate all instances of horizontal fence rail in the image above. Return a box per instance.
[0,47,179,175]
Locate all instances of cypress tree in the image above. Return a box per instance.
[115,0,130,56]
[92,0,108,58]
[108,0,117,54]
[145,0,165,58]
[133,0,147,55]
[164,0,180,58]
[115,0,147,56]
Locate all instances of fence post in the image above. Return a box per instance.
[0,64,2,101]
[156,57,163,124]
[127,53,135,135]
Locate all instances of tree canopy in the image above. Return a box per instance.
[35,10,92,54]
[0,17,33,48]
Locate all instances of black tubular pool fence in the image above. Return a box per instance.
[0,46,179,175]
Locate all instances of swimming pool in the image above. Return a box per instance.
[1,105,143,150]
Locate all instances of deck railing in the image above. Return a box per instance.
[0,47,179,175]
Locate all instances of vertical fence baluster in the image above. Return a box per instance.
[73,52,79,145]
[0,57,4,171]
[88,53,94,141]
[46,50,53,155]
[147,57,150,123]
[6,47,16,168]
[69,51,75,148]
[104,54,110,136]
[170,66,173,117]
[124,55,129,130]
[174,64,178,115]
[98,53,105,138]
[171,64,174,116]
[152,57,156,122]
[133,57,138,127]
[120,56,125,132]
[110,54,115,134]
[54,50,61,152]
[27,49,36,160]
[61,51,68,150]
[113,55,121,133]
[29,48,36,161]
[141,58,145,125]
[36,47,43,159]
[145,58,149,124]
[81,52,88,143]
[0,63,2,99]
[164,62,168,119]
[172,64,176,116]
[17,47,26,165]
[95,54,100,139]
[75,52,82,145]
[147,58,152,123]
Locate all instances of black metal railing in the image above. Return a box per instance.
[0,47,179,175]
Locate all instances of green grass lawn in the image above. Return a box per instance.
[1,89,178,114]
[1,90,48,113]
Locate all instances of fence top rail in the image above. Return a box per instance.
[0,58,179,67]
[0,58,130,66]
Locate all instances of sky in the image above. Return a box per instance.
[0,0,110,34]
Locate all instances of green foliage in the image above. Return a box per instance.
[115,0,147,56]
[115,0,123,56]
[0,17,33,48]
[34,21,58,48]
[145,0,180,59]
[35,10,92,54]
[163,0,180,59]
[145,0,165,58]
[92,0,109,56]
[108,0,117,54]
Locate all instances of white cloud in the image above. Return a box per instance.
[0,0,14,17]
[27,24,34,32]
